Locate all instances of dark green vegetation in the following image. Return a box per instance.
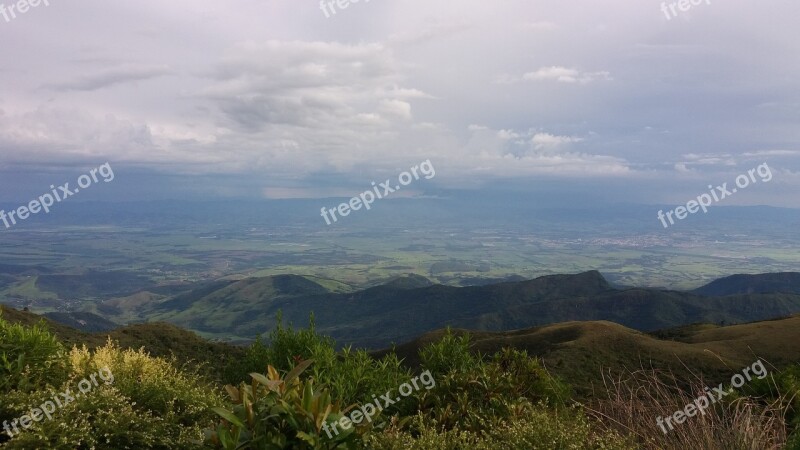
[693,272,800,296]
[77,270,800,348]
[3,307,800,449]
[41,312,117,332]
[8,267,800,347]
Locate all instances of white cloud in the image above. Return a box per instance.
[742,149,800,157]
[379,99,413,120]
[680,153,737,166]
[531,133,583,151]
[521,66,612,84]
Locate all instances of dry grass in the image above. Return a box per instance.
[586,365,790,450]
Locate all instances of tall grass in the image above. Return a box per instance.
[587,367,789,450]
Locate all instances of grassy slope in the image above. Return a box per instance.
[378,315,800,397]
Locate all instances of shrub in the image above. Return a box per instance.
[265,313,334,373]
[2,339,223,448]
[0,313,68,393]
[418,328,477,376]
[1,386,203,449]
[227,314,411,410]
[206,360,366,450]
[69,340,223,428]
[311,345,412,414]
[223,313,334,384]
[417,339,570,431]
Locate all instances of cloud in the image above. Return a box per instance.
[521,66,612,84]
[44,64,172,91]
[379,99,413,120]
[457,126,627,176]
[388,20,472,45]
[197,41,420,132]
[531,133,583,151]
[742,149,800,157]
[496,66,612,85]
[0,0,798,205]
[680,153,737,166]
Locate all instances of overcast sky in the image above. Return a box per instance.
[1,0,799,206]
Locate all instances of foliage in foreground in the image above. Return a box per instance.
[2,312,800,449]
[0,314,223,449]
[224,313,412,411]
[0,313,68,394]
[366,411,633,450]
[207,360,365,450]
[209,326,629,450]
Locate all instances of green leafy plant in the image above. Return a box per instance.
[207,359,367,450]
[0,313,68,394]
[227,314,411,410]
[419,328,477,376]
[417,338,569,431]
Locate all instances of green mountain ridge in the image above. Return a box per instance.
[693,272,800,296]
[99,270,800,348]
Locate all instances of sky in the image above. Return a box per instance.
[1,0,799,206]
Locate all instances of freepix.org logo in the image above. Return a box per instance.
[661,0,711,21]
[0,0,50,25]
[319,160,435,225]
[319,0,371,19]
[656,163,772,229]
[0,163,115,230]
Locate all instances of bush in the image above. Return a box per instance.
[417,339,570,431]
[1,338,223,449]
[419,328,477,376]
[1,386,203,449]
[223,313,334,384]
[206,360,365,450]
[227,314,411,410]
[0,313,68,393]
[70,340,223,427]
[311,345,412,414]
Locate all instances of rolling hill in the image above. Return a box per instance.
[377,314,800,396]
[120,270,800,348]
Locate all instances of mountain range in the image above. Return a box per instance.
[81,270,800,349]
